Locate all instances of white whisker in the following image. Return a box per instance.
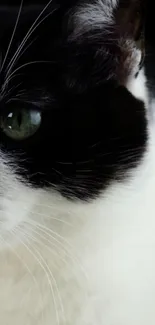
[6,82,23,97]
[0,206,87,279]
[0,0,23,73]
[5,0,56,79]
[8,37,38,74]
[0,231,45,325]
[26,218,88,280]
[5,60,51,87]
[1,73,22,96]
[19,226,67,323]
[13,230,61,325]
[29,210,74,228]
[22,223,86,291]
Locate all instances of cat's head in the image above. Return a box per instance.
[0,0,148,236]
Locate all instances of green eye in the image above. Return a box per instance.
[0,108,42,140]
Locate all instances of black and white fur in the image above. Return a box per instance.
[0,0,155,324]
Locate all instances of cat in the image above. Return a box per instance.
[0,0,155,324]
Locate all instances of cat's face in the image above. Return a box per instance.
[0,0,148,236]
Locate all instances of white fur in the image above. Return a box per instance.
[69,0,118,39]
[127,68,149,104]
[1,67,155,324]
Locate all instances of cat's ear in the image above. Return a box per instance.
[115,0,146,43]
[115,0,146,78]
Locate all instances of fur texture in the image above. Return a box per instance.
[0,1,155,324]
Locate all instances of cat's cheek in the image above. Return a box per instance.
[0,154,37,238]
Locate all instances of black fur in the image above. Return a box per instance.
[0,1,147,200]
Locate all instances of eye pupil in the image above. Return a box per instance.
[17,112,22,128]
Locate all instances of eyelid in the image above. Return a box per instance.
[3,99,43,113]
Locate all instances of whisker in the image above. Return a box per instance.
[0,0,23,73]
[29,210,74,228]
[24,220,86,283]
[5,0,56,79]
[5,60,52,87]
[6,82,23,98]
[26,220,78,258]
[22,224,86,303]
[13,229,61,325]
[9,37,38,74]
[25,218,88,280]
[25,221,80,266]
[0,231,45,325]
[1,73,22,96]
[23,230,65,324]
